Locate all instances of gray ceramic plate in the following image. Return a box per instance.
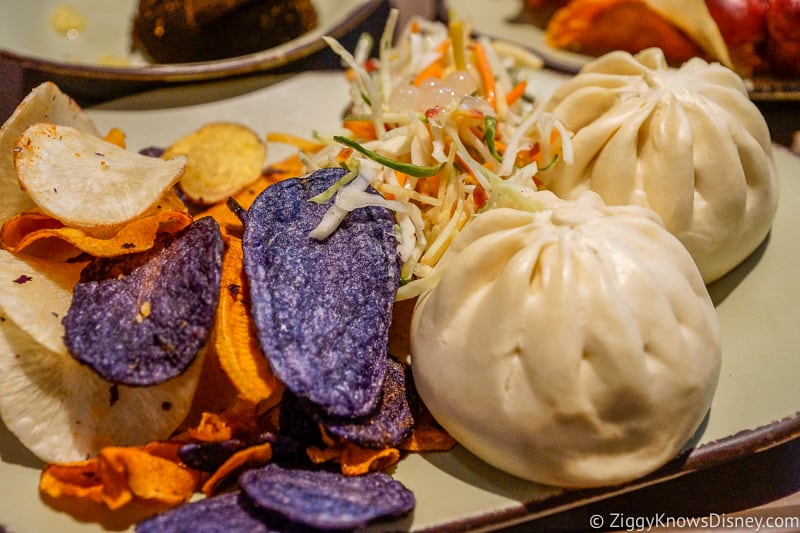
[1,71,799,532]
[0,0,385,104]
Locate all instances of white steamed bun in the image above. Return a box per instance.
[540,48,779,283]
[410,191,721,488]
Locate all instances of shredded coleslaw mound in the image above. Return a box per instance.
[278,10,573,299]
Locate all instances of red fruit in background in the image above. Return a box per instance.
[765,0,800,76]
[707,0,768,44]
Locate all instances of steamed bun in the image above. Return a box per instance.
[540,48,778,283]
[410,191,721,488]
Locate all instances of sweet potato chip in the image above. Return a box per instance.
[14,123,186,234]
[196,154,307,239]
[307,441,401,477]
[186,401,261,443]
[398,424,457,452]
[163,122,266,205]
[40,444,200,510]
[1,207,192,259]
[214,237,283,405]
[103,127,127,148]
[201,441,272,496]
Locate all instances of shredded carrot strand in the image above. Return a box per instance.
[473,43,497,110]
[413,39,451,86]
[343,119,378,140]
[414,61,445,86]
[505,80,527,105]
[395,171,409,188]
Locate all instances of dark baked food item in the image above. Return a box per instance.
[131,0,318,64]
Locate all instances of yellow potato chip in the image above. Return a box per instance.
[163,122,266,205]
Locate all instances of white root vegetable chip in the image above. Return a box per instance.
[14,123,186,231]
[0,81,100,224]
[0,249,204,463]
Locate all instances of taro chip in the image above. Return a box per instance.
[63,216,224,386]
[238,463,415,530]
[239,167,400,418]
[162,122,266,205]
[14,123,186,233]
[135,491,281,533]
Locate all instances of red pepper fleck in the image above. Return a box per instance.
[472,184,489,209]
[13,275,33,284]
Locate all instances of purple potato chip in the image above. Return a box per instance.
[239,463,415,530]
[63,216,223,386]
[238,167,400,418]
[282,357,414,449]
[178,439,249,473]
[135,491,305,533]
[319,357,413,448]
[179,433,312,473]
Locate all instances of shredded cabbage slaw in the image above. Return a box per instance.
[270,10,573,299]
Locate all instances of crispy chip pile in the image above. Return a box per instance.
[40,442,200,510]
[0,83,457,531]
[162,122,267,205]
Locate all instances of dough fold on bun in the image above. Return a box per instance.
[410,191,721,488]
[541,48,778,282]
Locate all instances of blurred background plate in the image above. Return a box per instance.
[0,0,388,113]
[441,0,800,102]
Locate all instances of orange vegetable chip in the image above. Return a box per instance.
[1,208,192,259]
[265,132,326,154]
[40,443,199,511]
[214,237,283,405]
[186,401,261,443]
[263,153,306,182]
[339,445,400,476]
[197,175,269,238]
[40,459,104,504]
[307,441,400,477]
[201,441,272,496]
[2,189,191,259]
[399,424,457,452]
[103,127,127,148]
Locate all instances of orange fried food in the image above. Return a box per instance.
[1,208,192,260]
[307,441,401,477]
[40,442,199,511]
[546,0,706,65]
[201,442,273,496]
[213,237,283,406]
